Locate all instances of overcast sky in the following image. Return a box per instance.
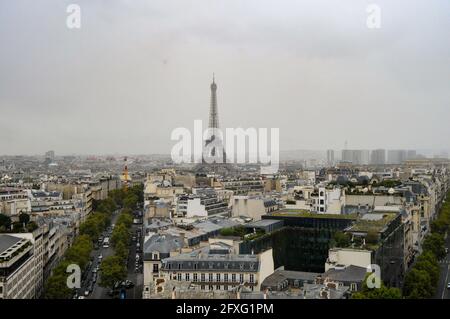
[0,0,449,155]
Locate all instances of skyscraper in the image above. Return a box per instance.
[370,149,386,165]
[326,149,334,166]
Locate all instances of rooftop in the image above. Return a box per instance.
[270,210,357,220]
[348,212,397,233]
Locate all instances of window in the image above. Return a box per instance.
[232,274,236,282]
[201,285,205,290]
[177,273,182,281]
[224,285,228,291]
[201,273,205,282]
[153,264,159,273]
[350,283,357,292]
[239,274,244,283]
[178,263,182,270]
[209,285,213,291]
[216,273,221,282]
[216,285,220,290]
[209,273,213,282]
[224,274,228,282]
[185,273,190,281]
[249,274,254,283]
[193,273,198,282]
[194,263,198,270]
[153,253,158,260]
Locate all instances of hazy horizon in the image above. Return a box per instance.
[1,0,449,155]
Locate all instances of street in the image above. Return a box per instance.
[436,232,450,299]
[78,209,144,299]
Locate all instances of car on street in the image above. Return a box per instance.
[78,296,85,299]
[122,280,134,289]
[447,282,450,289]
[98,254,103,261]
[84,290,90,296]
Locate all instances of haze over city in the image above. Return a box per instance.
[1,0,449,155]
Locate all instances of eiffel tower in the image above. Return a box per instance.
[197,75,230,175]
[203,74,227,162]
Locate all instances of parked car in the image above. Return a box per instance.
[447,282,450,289]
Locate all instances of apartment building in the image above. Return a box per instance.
[0,235,36,299]
[148,242,274,298]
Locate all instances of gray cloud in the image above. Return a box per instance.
[0,0,449,155]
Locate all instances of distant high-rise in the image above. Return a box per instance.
[326,149,335,166]
[341,149,369,165]
[387,150,416,164]
[370,149,386,165]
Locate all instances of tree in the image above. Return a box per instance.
[117,212,133,229]
[414,252,440,286]
[19,213,30,225]
[365,231,379,245]
[43,260,74,299]
[430,218,449,235]
[111,223,130,248]
[352,274,402,299]
[0,213,12,229]
[64,235,93,269]
[100,255,127,289]
[115,240,129,262]
[333,231,351,248]
[44,274,73,299]
[422,233,446,260]
[403,268,435,298]
[123,193,138,210]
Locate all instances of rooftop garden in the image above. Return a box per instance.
[219,225,266,241]
[332,230,380,251]
[349,213,397,233]
[271,210,358,220]
[0,213,38,233]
